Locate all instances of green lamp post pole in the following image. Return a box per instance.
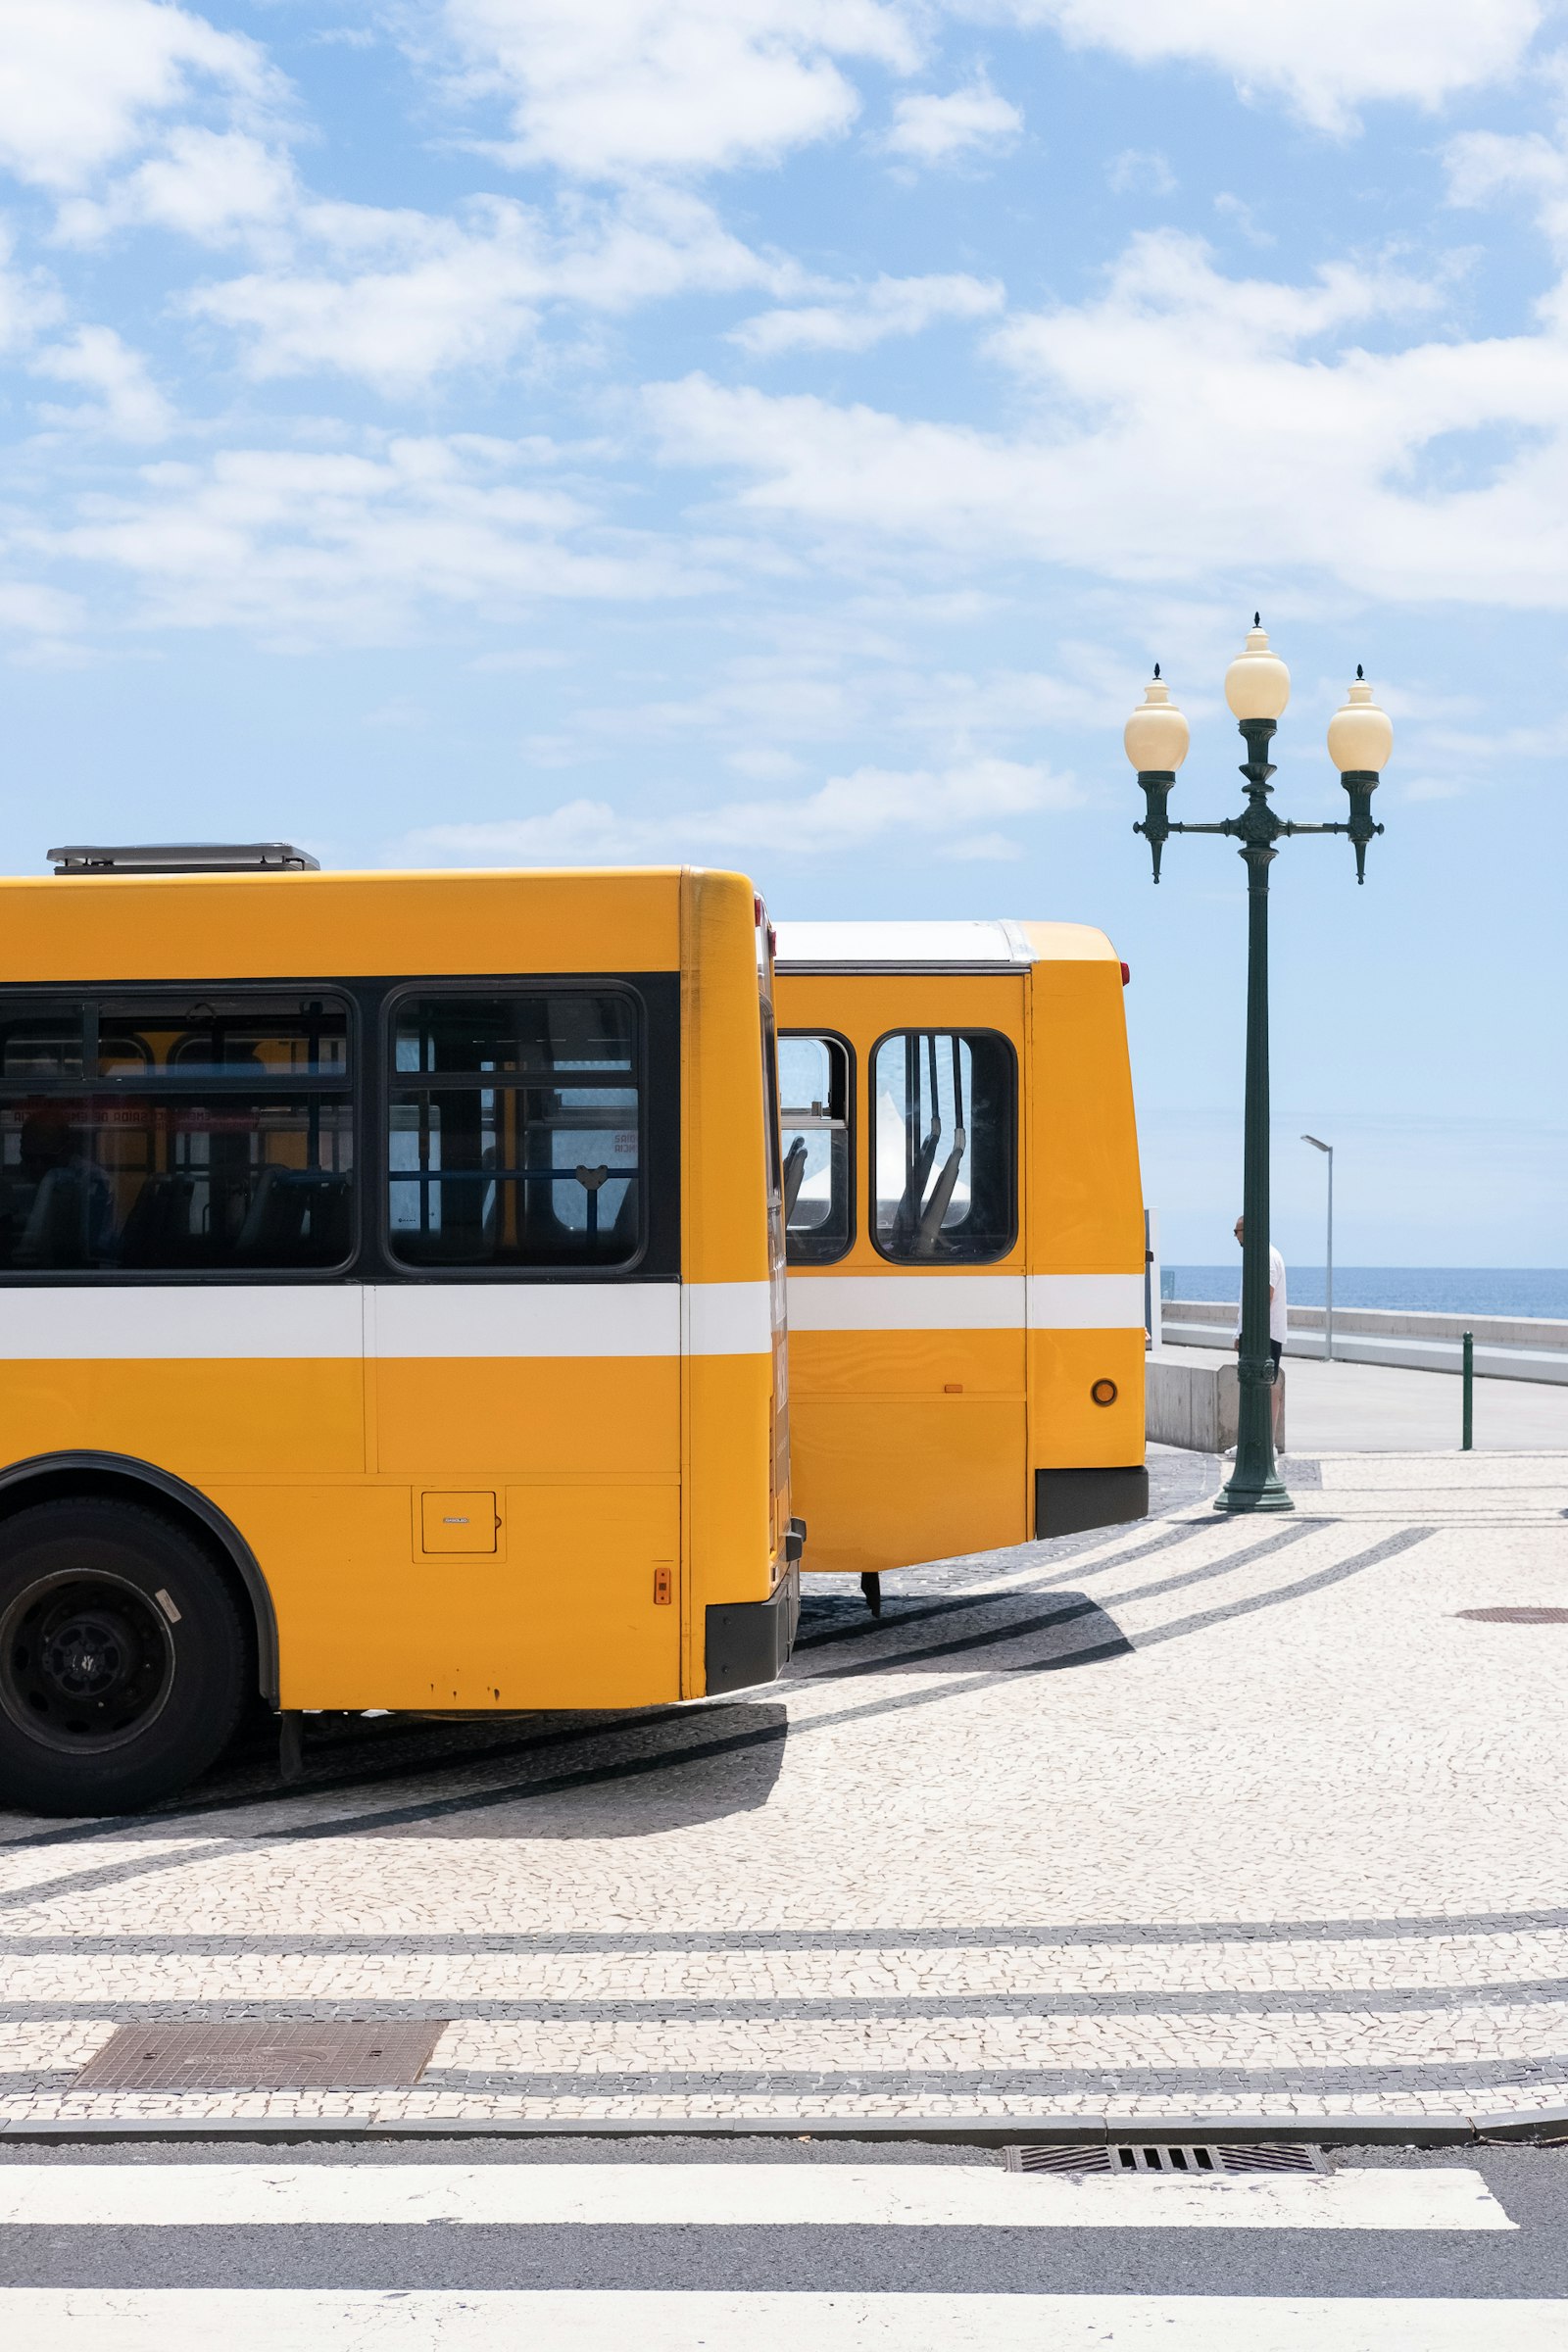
[1126,620,1394,1515]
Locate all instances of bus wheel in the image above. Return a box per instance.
[859,1572,882,1619]
[0,1500,249,1818]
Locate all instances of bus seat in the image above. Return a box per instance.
[892,1115,941,1248]
[782,1135,808,1221]
[235,1167,351,1263]
[117,1173,196,1265]
[607,1174,640,1257]
[913,1128,966,1257]
[16,1164,115,1268]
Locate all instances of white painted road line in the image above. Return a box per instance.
[0,2290,1560,2352]
[0,2162,1514,2231]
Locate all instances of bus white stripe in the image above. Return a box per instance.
[786,1276,1025,1332]
[373,1284,679,1360]
[0,1287,363,1361]
[786,1273,1145,1334]
[1026,1273,1147,1329]
[0,1283,773,1361]
[685,1281,775,1356]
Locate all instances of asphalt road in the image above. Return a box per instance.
[0,2134,1565,2307]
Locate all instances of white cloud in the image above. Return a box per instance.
[399,754,1078,866]
[185,187,792,388]
[0,227,64,350]
[1001,0,1545,133]
[1107,148,1174,197]
[0,0,280,190]
[1213,190,1274,247]
[437,0,919,179]
[32,323,174,438]
[733,271,1004,356]
[883,77,1021,164]
[25,437,707,645]
[56,126,296,246]
[0,580,86,639]
[645,230,1568,609]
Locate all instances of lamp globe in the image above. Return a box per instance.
[1327,666,1394,774]
[1223,615,1291,722]
[1123,667,1190,773]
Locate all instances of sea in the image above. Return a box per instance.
[1163,1267,1568,1320]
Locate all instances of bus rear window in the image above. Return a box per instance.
[870,1029,1015,1264]
[387,989,643,1270]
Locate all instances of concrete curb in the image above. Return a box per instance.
[3,2109,1567,2146]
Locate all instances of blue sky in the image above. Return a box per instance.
[0,1,1563,1265]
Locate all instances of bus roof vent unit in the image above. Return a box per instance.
[48,843,320,876]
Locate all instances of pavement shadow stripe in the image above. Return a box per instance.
[409,2054,1568,2096]
[14,1976,1568,2020]
[11,1910,1568,1953]
[1125,1527,1436,1654]
[796,1523,1321,1685]
[1095,1519,1321,1611]
[792,1520,1215,1652]
[798,1595,1107,1683]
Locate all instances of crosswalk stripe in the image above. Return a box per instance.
[0,2289,1558,2351]
[0,2161,1513,2231]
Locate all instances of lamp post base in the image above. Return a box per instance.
[1214,1472,1295,1514]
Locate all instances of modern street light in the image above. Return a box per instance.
[1301,1133,1334,1362]
[1126,619,1392,1514]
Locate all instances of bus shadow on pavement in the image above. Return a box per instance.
[176,1699,793,1836]
[490,1702,792,1838]
[793,1592,1131,1676]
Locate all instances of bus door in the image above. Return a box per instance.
[778,999,1028,1603]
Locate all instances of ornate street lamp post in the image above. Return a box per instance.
[1126,619,1393,1513]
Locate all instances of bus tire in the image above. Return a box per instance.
[0,1499,249,1818]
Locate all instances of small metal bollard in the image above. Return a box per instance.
[1461,1331,1473,1451]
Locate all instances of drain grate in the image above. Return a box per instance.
[1005,2141,1325,2177]
[1457,1607,1568,1625]
[74,2020,447,2092]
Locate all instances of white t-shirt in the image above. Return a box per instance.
[1233,1246,1288,1346]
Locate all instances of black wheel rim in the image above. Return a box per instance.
[0,1573,174,1753]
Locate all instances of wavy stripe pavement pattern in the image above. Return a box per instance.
[1,1452,1566,2127]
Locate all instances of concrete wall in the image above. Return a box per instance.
[1163,1300,1568,1350]
[1146,1347,1288,1452]
[1161,1300,1568,1387]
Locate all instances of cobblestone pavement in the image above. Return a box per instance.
[2,1446,1567,2131]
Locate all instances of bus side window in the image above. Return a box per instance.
[387,988,643,1272]
[779,1034,852,1266]
[870,1029,1015,1265]
[0,992,354,1275]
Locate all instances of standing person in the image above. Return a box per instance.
[1232,1215,1286,1448]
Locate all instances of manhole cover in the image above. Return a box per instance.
[1456,1607,1568,1625]
[1005,2142,1324,2176]
[74,2021,447,2091]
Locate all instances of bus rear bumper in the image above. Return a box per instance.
[1035,1464,1149,1541]
[705,1564,800,1695]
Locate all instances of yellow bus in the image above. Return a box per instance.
[0,848,799,1815]
[774,920,1147,1609]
